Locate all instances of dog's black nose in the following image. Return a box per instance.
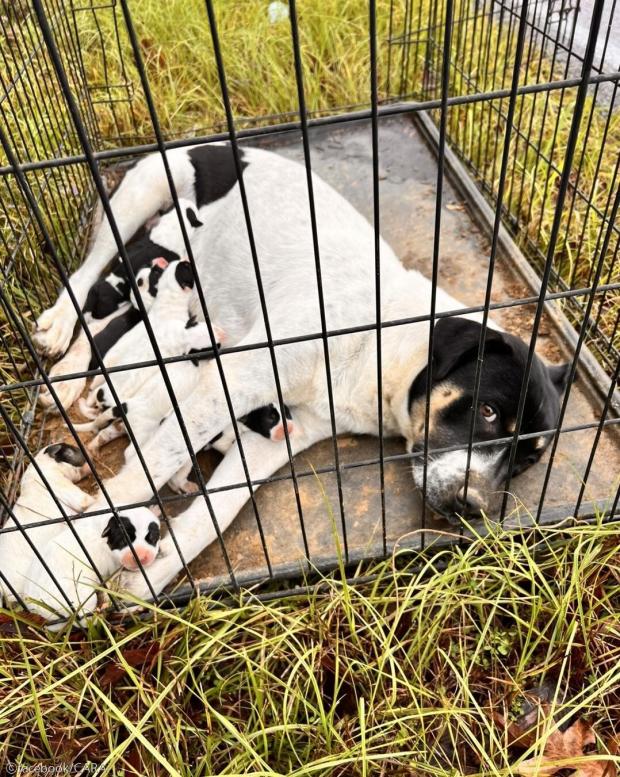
[454,486,485,518]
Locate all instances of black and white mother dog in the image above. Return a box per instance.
[33,143,571,600]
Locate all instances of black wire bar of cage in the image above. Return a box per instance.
[0,0,619,617]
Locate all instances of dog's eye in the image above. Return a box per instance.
[480,404,497,423]
[138,278,144,287]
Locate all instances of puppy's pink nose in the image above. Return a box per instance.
[121,547,155,570]
[272,420,294,441]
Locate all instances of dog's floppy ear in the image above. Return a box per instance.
[101,518,112,539]
[185,206,203,229]
[44,443,85,467]
[151,256,169,270]
[431,317,510,382]
[547,362,573,394]
[175,261,195,290]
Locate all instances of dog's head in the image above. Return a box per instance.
[101,507,161,570]
[240,403,294,441]
[406,317,571,520]
[83,274,128,319]
[39,443,88,483]
[152,259,196,307]
[130,257,168,311]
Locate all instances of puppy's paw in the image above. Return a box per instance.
[38,377,86,413]
[167,474,199,495]
[33,297,77,357]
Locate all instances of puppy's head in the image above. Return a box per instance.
[240,403,294,441]
[406,317,572,520]
[39,443,88,482]
[101,507,161,570]
[154,259,195,303]
[129,257,168,311]
[83,276,128,319]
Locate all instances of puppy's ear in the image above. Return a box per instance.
[431,317,510,382]
[101,518,112,539]
[175,261,195,290]
[44,444,66,463]
[185,207,203,228]
[548,362,574,394]
[44,443,85,467]
[151,256,169,270]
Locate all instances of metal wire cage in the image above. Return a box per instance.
[0,0,618,619]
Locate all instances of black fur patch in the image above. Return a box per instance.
[186,206,203,228]
[101,514,136,550]
[148,263,165,297]
[44,443,85,467]
[188,144,248,208]
[145,521,160,547]
[107,237,180,281]
[89,308,141,370]
[175,262,194,290]
[83,279,126,319]
[112,402,128,419]
[185,315,198,328]
[96,388,105,403]
[240,403,288,438]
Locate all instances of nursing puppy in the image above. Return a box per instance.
[0,443,92,604]
[79,260,220,419]
[39,200,203,413]
[168,402,294,493]
[33,144,571,602]
[39,260,166,413]
[23,505,161,623]
[82,198,203,320]
[75,313,216,454]
[212,402,294,453]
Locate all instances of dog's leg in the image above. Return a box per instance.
[73,406,117,433]
[117,407,328,600]
[55,482,95,514]
[33,151,193,357]
[167,460,197,494]
[96,338,315,506]
[88,421,125,453]
[39,307,130,412]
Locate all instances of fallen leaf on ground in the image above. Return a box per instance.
[493,695,618,777]
[100,640,162,686]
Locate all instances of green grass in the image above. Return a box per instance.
[1,518,620,774]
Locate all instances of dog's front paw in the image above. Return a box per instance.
[33,296,78,357]
[167,473,199,495]
[39,376,86,413]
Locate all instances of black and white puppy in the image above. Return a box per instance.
[168,402,294,493]
[0,443,92,604]
[38,260,167,413]
[33,143,572,601]
[82,198,203,320]
[78,260,221,425]
[210,402,294,454]
[39,201,203,413]
[22,505,161,622]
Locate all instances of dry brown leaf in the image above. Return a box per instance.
[100,641,162,686]
[495,700,618,777]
